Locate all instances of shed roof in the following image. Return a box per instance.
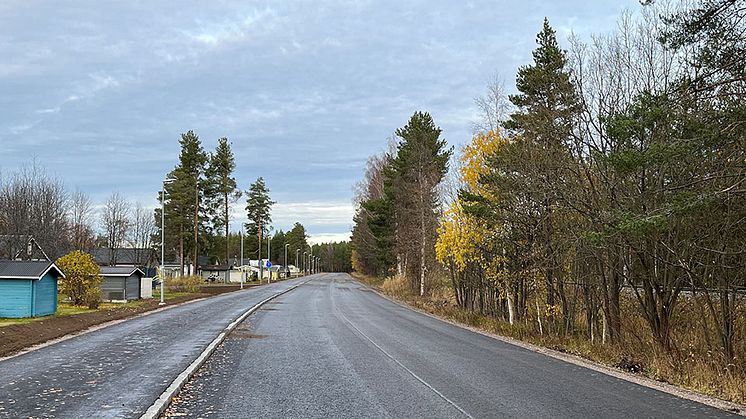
[99,266,145,277]
[92,247,158,266]
[0,260,65,279]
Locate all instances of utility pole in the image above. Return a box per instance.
[240,229,244,289]
[160,178,176,306]
[284,243,289,279]
[267,233,271,283]
[258,221,262,285]
[296,249,300,277]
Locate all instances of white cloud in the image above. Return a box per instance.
[273,201,354,227]
[309,232,352,244]
[183,7,278,49]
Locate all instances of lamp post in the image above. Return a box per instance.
[284,243,289,279]
[295,249,300,277]
[303,251,308,275]
[160,177,176,306]
[240,229,244,289]
[267,230,272,283]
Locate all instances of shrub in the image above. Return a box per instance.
[56,250,102,307]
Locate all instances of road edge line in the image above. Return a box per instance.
[139,278,311,419]
[353,278,746,416]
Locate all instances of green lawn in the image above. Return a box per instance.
[1,287,217,328]
[0,297,147,327]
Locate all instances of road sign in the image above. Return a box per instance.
[266,261,272,268]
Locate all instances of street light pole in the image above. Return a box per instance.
[160,178,176,306]
[295,249,299,277]
[267,232,271,283]
[303,251,307,276]
[284,243,289,279]
[240,229,244,290]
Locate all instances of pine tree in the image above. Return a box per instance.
[244,177,275,261]
[391,111,452,295]
[206,138,241,264]
[503,18,580,326]
[162,130,208,274]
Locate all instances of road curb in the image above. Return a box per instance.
[353,278,746,416]
[139,278,311,419]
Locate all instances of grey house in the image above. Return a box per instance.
[100,266,145,301]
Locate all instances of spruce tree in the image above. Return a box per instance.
[285,222,309,267]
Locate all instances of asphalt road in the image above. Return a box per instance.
[164,273,736,418]
[0,276,309,418]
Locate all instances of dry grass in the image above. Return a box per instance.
[353,273,746,405]
[165,275,203,293]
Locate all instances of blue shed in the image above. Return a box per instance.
[0,260,65,318]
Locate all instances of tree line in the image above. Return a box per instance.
[352,0,745,381]
[155,131,340,273]
[0,164,158,261]
[0,134,324,272]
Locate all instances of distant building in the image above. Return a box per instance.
[0,260,64,318]
[198,264,233,282]
[0,235,50,261]
[99,266,145,301]
[91,247,159,277]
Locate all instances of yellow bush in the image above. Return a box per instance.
[56,250,102,307]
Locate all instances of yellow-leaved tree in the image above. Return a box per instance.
[56,250,102,309]
[435,200,481,271]
[460,130,505,194]
[436,130,513,315]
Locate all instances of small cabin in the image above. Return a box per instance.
[0,260,64,318]
[100,266,145,301]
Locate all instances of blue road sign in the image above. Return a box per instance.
[266,261,272,268]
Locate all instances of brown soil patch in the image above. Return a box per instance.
[0,284,243,358]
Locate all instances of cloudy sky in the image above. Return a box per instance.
[0,0,638,243]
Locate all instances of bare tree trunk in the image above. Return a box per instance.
[506,290,516,325]
[536,295,543,335]
[420,203,426,297]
